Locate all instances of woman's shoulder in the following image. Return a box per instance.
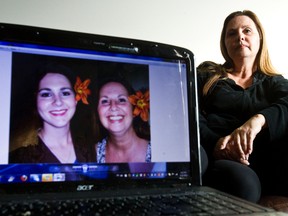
[197,61,224,78]
[197,61,223,71]
[95,138,107,163]
[145,141,151,162]
[96,138,107,155]
[198,60,219,69]
[256,71,288,84]
[9,143,44,163]
[96,137,107,147]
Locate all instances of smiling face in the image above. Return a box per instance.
[97,82,133,135]
[37,73,77,129]
[224,15,260,63]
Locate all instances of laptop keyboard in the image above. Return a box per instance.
[0,191,270,216]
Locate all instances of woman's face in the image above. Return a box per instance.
[224,15,260,63]
[98,82,133,135]
[37,73,77,129]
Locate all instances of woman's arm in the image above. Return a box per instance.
[214,75,288,165]
[214,114,266,165]
[258,75,288,140]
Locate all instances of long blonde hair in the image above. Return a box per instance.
[200,10,279,96]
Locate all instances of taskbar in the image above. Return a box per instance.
[0,162,190,183]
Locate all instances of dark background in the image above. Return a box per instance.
[9,52,149,151]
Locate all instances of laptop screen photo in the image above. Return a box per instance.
[0,36,194,185]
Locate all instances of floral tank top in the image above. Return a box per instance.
[96,138,151,163]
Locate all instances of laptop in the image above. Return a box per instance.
[0,23,282,215]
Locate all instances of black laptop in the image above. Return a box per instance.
[0,23,281,215]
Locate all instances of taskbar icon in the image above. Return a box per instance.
[30,173,66,182]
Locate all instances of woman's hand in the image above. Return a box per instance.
[214,135,250,165]
[213,114,266,165]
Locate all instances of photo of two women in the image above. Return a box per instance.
[8,52,151,164]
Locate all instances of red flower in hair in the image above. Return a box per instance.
[128,90,149,122]
[74,76,91,105]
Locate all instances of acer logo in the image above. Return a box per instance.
[77,185,94,191]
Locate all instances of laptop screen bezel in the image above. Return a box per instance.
[0,23,201,194]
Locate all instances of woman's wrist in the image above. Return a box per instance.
[253,114,267,128]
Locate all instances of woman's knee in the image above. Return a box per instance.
[203,160,261,203]
[200,145,208,175]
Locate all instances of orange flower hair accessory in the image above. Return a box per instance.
[74,76,91,105]
[128,90,150,122]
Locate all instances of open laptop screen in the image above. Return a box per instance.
[0,23,200,188]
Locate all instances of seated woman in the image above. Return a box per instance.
[94,77,151,163]
[197,10,288,202]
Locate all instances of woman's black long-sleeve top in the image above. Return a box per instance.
[197,70,288,159]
